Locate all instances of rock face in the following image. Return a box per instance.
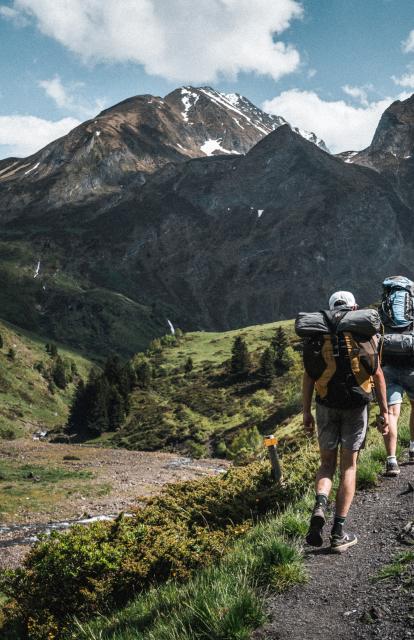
[0,86,327,219]
[338,93,414,210]
[0,91,413,356]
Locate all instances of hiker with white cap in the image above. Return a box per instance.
[295,291,388,552]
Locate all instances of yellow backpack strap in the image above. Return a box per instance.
[343,332,372,394]
[315,335,337,399]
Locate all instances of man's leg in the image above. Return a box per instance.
[383,402,402,475]
[335,447,358,519]
[409,398,414,463]
[306,448,337,547]
[384,402,400,457]
[330,447,359,552]
[315,448,338,496]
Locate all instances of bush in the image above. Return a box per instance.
[1,449,319,639]
[228,427,263,464]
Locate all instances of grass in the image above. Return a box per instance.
[372,551,414,582]
[0,317,92,439]
[0,239,162,359]
[73,497,312,640]
[356,401,412,490]
[111,321,302,456]
[0,461,111,519]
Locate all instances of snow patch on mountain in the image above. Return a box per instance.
[200,88,270,136]
[181,88,199,122]
[201,139,240,156]
[25,162,40,176]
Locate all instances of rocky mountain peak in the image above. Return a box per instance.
[0,85,328,217]
[369,93,414,159]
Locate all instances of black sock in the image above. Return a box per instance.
[332,515,346,536]
[315,493,328,510]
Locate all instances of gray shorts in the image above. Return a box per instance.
[382,365,414,406]
[315,403,368,451]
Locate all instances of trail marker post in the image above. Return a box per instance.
[264,434,282,483]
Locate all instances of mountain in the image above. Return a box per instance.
[337,93,414,210]
[0,86,327,218]
[0,91,413,357]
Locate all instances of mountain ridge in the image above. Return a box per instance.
[0,91,414,356]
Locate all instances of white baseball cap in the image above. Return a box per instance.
[328,291,356,310]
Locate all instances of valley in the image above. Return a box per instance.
[1,84,414,640]
[0,439,229,569]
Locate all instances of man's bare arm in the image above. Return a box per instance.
[303,370,316,435]
[372,364,389,434]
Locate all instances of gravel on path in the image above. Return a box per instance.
[252,463,413,640]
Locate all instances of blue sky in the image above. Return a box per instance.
[0,0,413,157]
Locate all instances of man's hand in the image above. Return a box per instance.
[303,410,315,436]
[376,412,389,435]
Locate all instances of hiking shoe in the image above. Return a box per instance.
[384,459,401,477]
[305,506,326,547]
[330,531,358,553]
[409,450,414,465]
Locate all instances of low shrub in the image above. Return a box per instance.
[1,448,319,639]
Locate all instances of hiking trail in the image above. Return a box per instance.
[252,463,413,640]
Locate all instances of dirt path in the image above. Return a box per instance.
[252,463,413,640]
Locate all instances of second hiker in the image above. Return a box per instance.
[379,275,414,475]
[296,291,388,552]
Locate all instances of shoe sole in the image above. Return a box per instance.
[331,536,358,553]
[306,514,325,547]
[384,469,401,477]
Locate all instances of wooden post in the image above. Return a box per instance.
[264,434,282,483]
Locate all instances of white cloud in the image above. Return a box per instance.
[392,67,414,88]
[342,84,370,107]
[0,115,80,158]
[38,75,106,118]
[0,4,28,25]
[402,29,414,53]
[263,90,409,153]
[9,0,303,82]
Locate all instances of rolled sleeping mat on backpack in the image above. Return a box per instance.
[337,309,381,336]
[382,333,414,356]
[295,309,381,337]
[295,312,328,336]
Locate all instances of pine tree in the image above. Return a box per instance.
[86,377,110,435]
[0,333,3,349]
[67,379,86,433]
[259,347,275,386]
[184,356,193,374]
[52,356,67,389]
[136,360,152,389]
[104,355,123,387]
[230,336,251,377]
[50,344,58,358]
[123,361,137,391]
[108,386,125,431]
[272,327,289,375]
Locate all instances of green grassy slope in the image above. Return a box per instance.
[0,318,92,439]
[107,320,301,457]
[0,239,165,358]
